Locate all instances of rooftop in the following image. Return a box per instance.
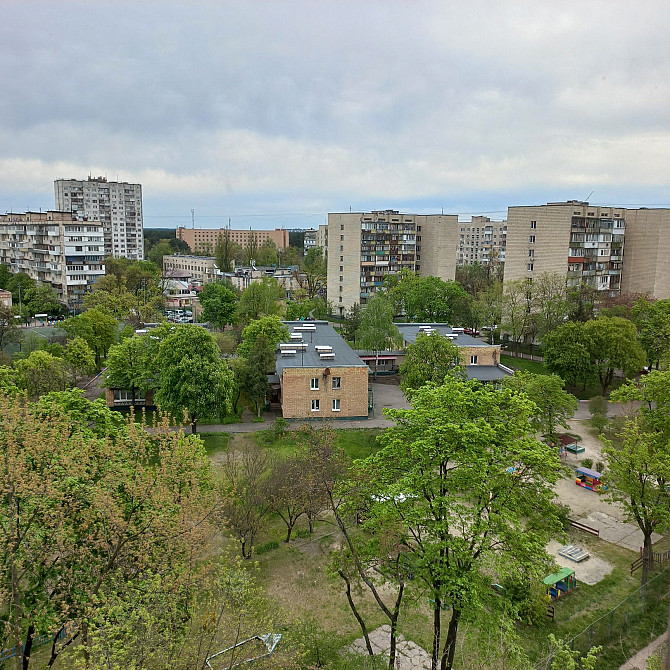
[395,323,491,348]
[275,321,367,375]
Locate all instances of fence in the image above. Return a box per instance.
[535,567,670,669]
[1,625,72,663]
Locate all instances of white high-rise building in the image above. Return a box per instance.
[54,176,144,260]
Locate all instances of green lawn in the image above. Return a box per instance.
[501,354,550,375]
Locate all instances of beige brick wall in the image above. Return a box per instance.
[621,209,670,299]
[418,214,458,281]
[176,227,289,252]
[458,345,500,366]
[327,214,363,315]
[281,366,368,419]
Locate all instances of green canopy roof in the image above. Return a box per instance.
[543,567,575,586]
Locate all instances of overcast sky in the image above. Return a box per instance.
[1,1,669,229]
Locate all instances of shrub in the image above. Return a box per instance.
[255,540,279,555]
[595,461,604,473]
[591,414,608,432]
[581,458,593,469]
[273,416,289,440]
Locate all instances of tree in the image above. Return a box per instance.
[284,296,330,321]
[341,302,362,342]
[399,333,462,395]
[607,370,670,585]
[147,240,173,267]
[7,272,35,307]
[542,321,595,391]
[0,392,214,670]
[214,228,241,273]
[584,316,646,395]
[83,274,136,319]
[267,453,309,542]
[530,272,569,338]
[474,282,502,344]
[63,336,96,385]
[631,298,670,369]
[14,350,70,398]
[243,231,260,265]
[501,279,533,355]
[245,334,275,418]
[503,371,578,444]
[365,378,561,670]
[104,334,157,407]
[63,306,118,369]
[155,324,234,432]
[199,281,238,329]
[356,296,402,379]
[0,305,20,351]
[237,315,288,357]
[236,277,284,324]
[566,281,599,322]
[24,282,66,317]
[295,247,327,299]
[255,239,279,266]
[0,263,12,289]
[217,444,273,558]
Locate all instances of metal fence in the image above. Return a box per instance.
[535,567,670,669]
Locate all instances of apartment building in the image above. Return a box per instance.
[275,321,369,419]
[327,210,459,316]
[0,211,105,308]
[504,201,670,299]
[176,227,289,254]
[54,177,144,260]
[457,216,506,265]
[162,255,218,285]
[303,229,317,255]
[316,224,328,258]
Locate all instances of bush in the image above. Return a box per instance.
[591,414,608,432]
[294,528,310,539]
[588,395,608,417]
[273,416,289,440]
[581,458,593,469]
[255,540,279,555]
[552,502,573,532]
[595,460,604,473]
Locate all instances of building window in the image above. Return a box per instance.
[340,256,343,262]
[339,297,342,302]
[340,266,343,272]
[527,263,534,271]
[311,399,320,411]
[530,221,537,229]
[340,276,343,282]
[470,355,478,365]
[340,224,344,230]
[332,377,341,389]
[332,398,341,411]
[340,235,344,241]
[339,245,343,252]
[529,235,535,243]
[310,378,319,390]
[528,249,534,257]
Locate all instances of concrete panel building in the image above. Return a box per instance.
[55,177,143,260]
[176,227,289,254]
[0,211,105,308]
[504,201,670,299]
[457,216,507,265]
[162,255,218,285]
[327,210,459,317]
[275,321,369,419]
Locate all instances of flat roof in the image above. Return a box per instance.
[275,321,367,374]
[395,323,493,348]
[465,365,511,381]
[543,567,575,585]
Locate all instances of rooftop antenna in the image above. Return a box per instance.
[441,206,444,214]
[349,205,352,213]
[585,191,594,202]
[191,208,195,229]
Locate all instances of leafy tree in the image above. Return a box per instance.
[0,263,12,289]
[6,272,35,306]
[0,366,20,395]
[214,228,241,273]
[24,282,66,317]
[83,274,136,319]
[237,315,288,357]
[566,281,599,322]
[14,350,70,398]
[199,281,238,329]
[242,231,260,265]
[399,333,462,395]
[584,316,646,395]
[0,305,20,351]
[503,371,578,444]
[245,334,276,418]
[214,330,239,355]
[630,298,670,369]
[355,296,401,379]
[501,279,533,355]
[267,453,309,542]
[63,336,96,384]
[147,240,173,267]
[236,277,284,324]
[294,247,327,299]
[474,282,503,344]
[530,272,569,338]
[155,324,234,432]
[341,302,362,342]
[284,296,330,321]
[455,262,491,297]
[104,334,158,407]
[255,239,279,266]
[542,321,595,391]
[217,444,274,558]
[365,378,561,670]
[63,306,118,369]
[0,392,213,669]
[548,635,601,670]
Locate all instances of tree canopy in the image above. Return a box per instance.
[355,296,401,379]
[236,277,284,324]
[399,332,462,395]
[237,315,288,357]
[199,281,238,329]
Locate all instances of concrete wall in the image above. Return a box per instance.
[281,365,368,418]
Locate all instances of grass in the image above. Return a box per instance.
[501,354,550,375]
[200,432,230,455]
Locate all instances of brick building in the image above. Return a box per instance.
[275,321,369,419]
[176,227,289,254]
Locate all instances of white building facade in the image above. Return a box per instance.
[55,176,144,260]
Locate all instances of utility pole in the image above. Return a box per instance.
[191,208,195,229]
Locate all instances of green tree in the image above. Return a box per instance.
[63,306,118,369]
[530,272,569,338]
[63,336,96,384]
[341,302,362,342]
[24,282,66,317]
[0,263,12,289]
[236,277,284,324]
[284,296,330,321]
[584,316,646,395]
[199,281,238,329]
[474,282,502,344]
[155,324,234,432]
[104,334,157,407]
[631,298,670,369]
[255,239,279,266]
[389,272,470,323]
[243,231,260,265]
[364,378,561,670]
[501,279,533,356]
[14,350,70,398]
[148,240,173,267]
[542,321,595,391]
[548,635,601,669]
[0,305,20,351]
[214,228,239,273]
[567,281,599,322]
[83,274,136,319]
[7,272,35,307]
[244,334,276,418]
[399,333,462,395]
[237,315,288,357]
[503,372,578,444]
[295,247,327,299]
[355,296,401,379]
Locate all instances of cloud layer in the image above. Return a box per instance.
[1,1,669,226]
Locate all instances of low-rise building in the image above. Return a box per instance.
[162,255,218,285]
[275,321,369,419]
[0,290,12,308]
[0,211,105,309]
